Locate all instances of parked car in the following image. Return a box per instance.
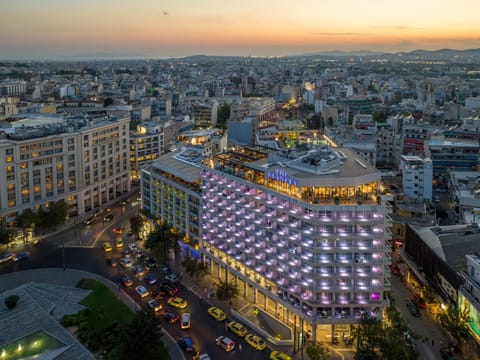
[227,321,248,337]
[13,251,30,262]
[0,253,15,264]
[208,307,226,321]
[245,334,267,350]
[181,313,191,329]
[128,242,137,252]
[103,214,114,222]
[270,351,292,360]
[409,302,421,317]
[84,215,96,226]
[413,294,427,310]
[215,336,235,352]
[148,299,163,312]
[134,248,144,258]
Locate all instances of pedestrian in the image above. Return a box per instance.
[238,344,242,352]
[225,322,228,331]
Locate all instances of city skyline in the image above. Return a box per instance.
[1,0,480,60]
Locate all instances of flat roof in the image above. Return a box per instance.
[147,149,203,183]
[415,225,480,272]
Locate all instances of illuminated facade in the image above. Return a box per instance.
[0,113,130,221]
[129,122,164,182]
[201,145,391,341]
[141,149,202,244]
[460,254,480,343]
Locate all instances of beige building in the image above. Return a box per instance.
[0,113,130,222]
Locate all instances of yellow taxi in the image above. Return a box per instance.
[167,297,188,309]
[103,242,112,252]
[208,307,226,321]
[115,237,123,248]
[270,351,292,360]
[245,333,267,350]
[226,321,248,337]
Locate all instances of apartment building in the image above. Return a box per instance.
[0,113,130,221]
[426,136,480,183]
[400,155,433,202]
[201,145,391,342]
[129,122,164,182]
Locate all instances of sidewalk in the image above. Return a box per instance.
[0,268,185,360]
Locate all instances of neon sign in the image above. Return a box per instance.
[266,169,298,186]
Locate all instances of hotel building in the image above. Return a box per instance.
[0,113,130,221]
[200,145,391,342]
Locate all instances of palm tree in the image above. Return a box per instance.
[129,215,144,240]
[182,256,208,279]
[216,280,239,302]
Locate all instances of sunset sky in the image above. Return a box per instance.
[1,0,479,59]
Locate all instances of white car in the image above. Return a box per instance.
[165,273,178,283]
[0,253,15,264]
[135,285,150,298]
[216,336,235,352]
[120,258,132,268]
[198,354,211,360]
[181,313,191,329]
[148,299,163,312]
[128,242,137,252]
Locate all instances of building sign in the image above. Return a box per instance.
[266,169,298,186]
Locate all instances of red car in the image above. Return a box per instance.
[413,294,427,310]
[161,311,180,324]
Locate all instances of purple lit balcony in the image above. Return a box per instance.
[255,265,266,273]
[278,278,287,286]
[288,284,300,293]
[301,291,312,300]
[266,271,276,279]
[245,260,253,266]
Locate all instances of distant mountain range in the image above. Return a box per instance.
[301,48,480,61]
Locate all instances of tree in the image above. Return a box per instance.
[216,103,230,129]
[49,200,69,226]
[16,208,37,228]
[216,280,239,302]
[130,215,145,240]
[103,97,114,107]
[145,222,180,261]
[0,217,14,247]
[182,256,209,279]
[5,295,19,309]
[437,305,470,347]
[305,342,330,360]
[118,310,168,360]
